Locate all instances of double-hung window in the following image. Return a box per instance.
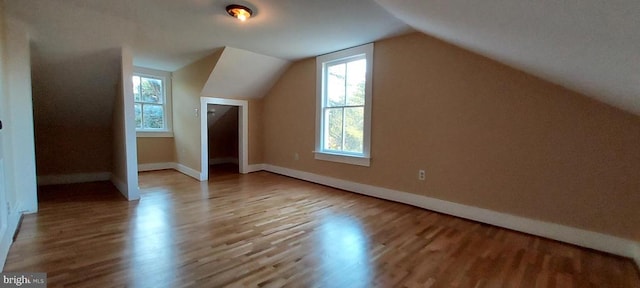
[315,43,373,166]
[133,67,173,137]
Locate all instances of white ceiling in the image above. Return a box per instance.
[5,0,411,71]
[207,105,235,127]
[374,0,640,116]
[5,0,640,121]
[201,47,290,99]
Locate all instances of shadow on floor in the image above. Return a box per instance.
[38,181,127,203]
[209,163,239,179]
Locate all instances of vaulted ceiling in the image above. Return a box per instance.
[5,0,640,119]
[375,0,640,116]
[6,0,410,70]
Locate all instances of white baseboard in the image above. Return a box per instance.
[175,163,203,181]
[138,162,202,181]
[138,162,175,172]
[209,157,239,165]
[0,204,23,270]
[262,164,640,262]
[37,172,112,186]
[246,164,266,173]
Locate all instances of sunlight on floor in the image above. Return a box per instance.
[318,215,372,288]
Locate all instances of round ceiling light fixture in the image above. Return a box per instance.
[226,4,253,22]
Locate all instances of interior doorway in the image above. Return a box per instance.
[199,97,248,181]
[206,104,239,177]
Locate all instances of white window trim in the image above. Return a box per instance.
[314,43,373,167]
[134,66,173,138]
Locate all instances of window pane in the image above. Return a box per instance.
[143,104,164,129]
[326,63,345,107]
[324,108,343,151]
[135,103,142,128]
[346,59,366,106]
[140,77,163,104]
[344,107,364,153]
[132,76,141,102]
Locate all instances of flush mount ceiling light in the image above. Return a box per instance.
[226,4,253,21]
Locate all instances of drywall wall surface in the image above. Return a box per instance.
[263,32,640,242]
[174,49,266,173]
[3,18,37,212]
[0,14,39,269]
[36,126,112,175]
[137,137,175,164]
[31,46,120,176]
[111,46,138,200]
[172,50,223,172]
[248,99,264,164]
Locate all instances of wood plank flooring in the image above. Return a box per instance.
[4,166,640,287]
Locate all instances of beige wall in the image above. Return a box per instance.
[248,99,264,164]
[262,32,640,242]
[111,71,125,182]
[173,50,222,171]
[173,49,264,172]
[32,55,119,176]
[137,137,175,164]
[31,47,121,178]
[35,126,112,175]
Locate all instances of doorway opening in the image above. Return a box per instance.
[199,97,248,181]
[206,104,239,178]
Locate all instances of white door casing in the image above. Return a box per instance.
[200,97,249,181]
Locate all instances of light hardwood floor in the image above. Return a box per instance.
[4,166,640,287]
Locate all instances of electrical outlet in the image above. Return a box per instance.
[294,152,299,161]
[418,169,426,181]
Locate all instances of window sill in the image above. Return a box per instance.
[136,131,174,138]
[314,151,370,167]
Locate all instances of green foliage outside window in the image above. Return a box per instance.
[133,75,164,130]
[324,59,366,153]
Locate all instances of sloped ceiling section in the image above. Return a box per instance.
[11,0,132,128]
[206,105,234,128]
[201,47,290,99]
[31,47,121,127]
[374,0,640,116]
[5,0,411,71]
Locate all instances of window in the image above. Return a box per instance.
[133,67,172,137]
[315,43,373,166]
